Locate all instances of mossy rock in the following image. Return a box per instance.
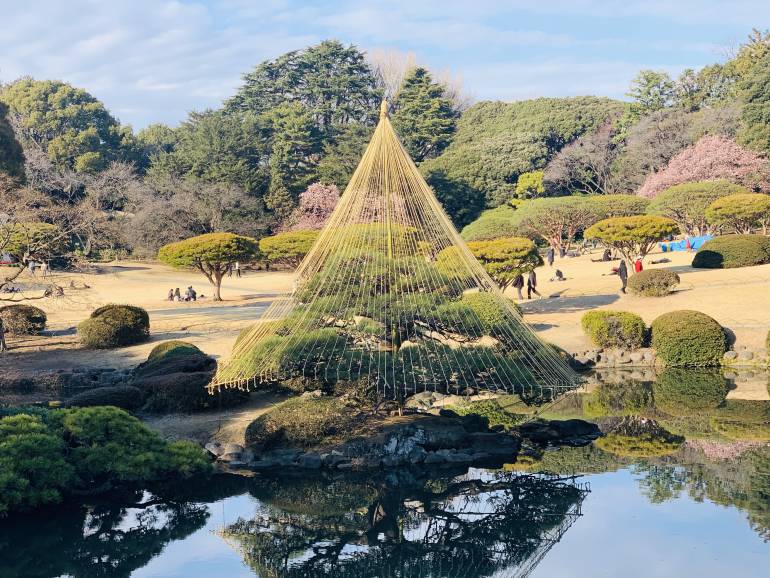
[0,304,47,334]
[245,396,366,450]
[134,371,248,413]
[651,310,726,366]
[64,385,143,412]
[77,304,149,348]
[595,432,683,458]
[135,341,214,379]
[446,398,527,430]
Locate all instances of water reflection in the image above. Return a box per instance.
[222,470,588,577]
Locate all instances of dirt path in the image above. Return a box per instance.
[141,391,288,444]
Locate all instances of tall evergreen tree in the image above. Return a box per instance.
[226,40,382,138]
[0,102,24,180]
[391,67,458,162]
[738,52,770,153]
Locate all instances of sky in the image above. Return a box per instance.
[2,0,770,130]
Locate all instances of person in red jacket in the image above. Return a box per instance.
[634,257,643,273]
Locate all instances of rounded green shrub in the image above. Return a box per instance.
[245,396,366,450]
[77,304,150,348]
[147,340,203,362]
[651,310,726,366]
[0,304,47,334]
[692,234,770,269]
[65,385,143,412]
[581,310,647,349]
[627,269,680,297]
[652,369,729,416]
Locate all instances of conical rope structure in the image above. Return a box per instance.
[213,101,580,401]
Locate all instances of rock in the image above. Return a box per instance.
[432,394,465,408]
[322,451,348,467]
[474,336,500,348]
[460,387,476,396]
[629,352,644,363]
[642,351,655,362]
[408,447,427,464]
[723,371,738,380]
[424,452,447,464]
[298,453,322,469]
[738,351,754,361]
[219,452,243,463]
[300,389,323,398]
[223,443,244,455]
[241,448,255,463]
[400,340,418,350]
[459,413,489,433]
[615,354,631,364]
[519,419,600,445]
[444,452,473,463]
[724,351,739,361]
[438,408,460,418]
[382,455,404,467]
[336,462,354,470]
[204,442,224,457]
[250,458,279,470]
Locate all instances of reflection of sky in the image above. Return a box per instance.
[533,469,770,578]
[130,468,770,578]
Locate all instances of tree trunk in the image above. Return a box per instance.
[213,271,223,301]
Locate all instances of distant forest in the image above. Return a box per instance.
[1,30,770,259]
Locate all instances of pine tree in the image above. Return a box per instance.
[392,68,458,162]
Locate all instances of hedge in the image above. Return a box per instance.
[627,269,680,297]
[692,234,770,269]
[652,369,729,416]
[77,304,150,348]
[651,310,726,366]
[0,304,47,334]
[581,310,647,349]
[64,385,143,412]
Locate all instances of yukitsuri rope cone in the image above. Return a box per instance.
[213,101,579,401]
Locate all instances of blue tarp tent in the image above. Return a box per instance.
[660,235,713,252]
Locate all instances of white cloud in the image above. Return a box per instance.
[1,0,768,128]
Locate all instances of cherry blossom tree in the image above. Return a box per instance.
[637,135,770,198]
[279,182,340,232]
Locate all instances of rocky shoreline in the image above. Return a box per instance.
[206,412,602,472]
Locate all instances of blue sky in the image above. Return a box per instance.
[2,0,769,129]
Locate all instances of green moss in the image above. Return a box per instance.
[651,310,726,366]
[447,398,527,430]
[596,432,683,458]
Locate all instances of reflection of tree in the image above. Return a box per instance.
[0,490,210,578]
[223,470,589,578]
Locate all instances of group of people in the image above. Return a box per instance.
[167,286,198,302]
[610,256,643,293]
[25,260,49,277]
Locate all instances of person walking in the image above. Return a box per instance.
[28,260,36,277]
[235,262,241,278]
[0,317,7,352]
[40,261,48,278]
[512,273,524,299]
[546,247,555,267]
[527,270,541,299]
[618,259,629,294]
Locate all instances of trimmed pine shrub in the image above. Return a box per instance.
[581,310,647,349]
[627,269,680,297]
[65,385,143,412]
[651,310,726,366]
[77,304,150,348]
[692,234,770,269]
[135,341,213,379]
[0,304,47,334]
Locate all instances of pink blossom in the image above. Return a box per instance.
[280,182,341,231]
[637,135,770,198]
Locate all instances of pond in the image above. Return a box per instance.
[1,367,769,577]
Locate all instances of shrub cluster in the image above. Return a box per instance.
[0,407,211,515]
[132,340,248,413]
[245,396,366,450]
[651,310,726,366]
[692,234,770,268]
[581,310,647,349]
[652,369,729,417]
[64,385,143,412]
[77,304,149,348]
[0,304,47,334]
[627,269,680,297]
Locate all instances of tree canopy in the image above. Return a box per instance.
[647,180,750,235]
[0,78,137,173]
[391,67,458,162]
[585,215,679,263]
[705,193,770,234]
[0,102,24,179]
[258,230,319,269]
[157,233,260,300]
[516,197,603,252]
[466,237,542,291]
